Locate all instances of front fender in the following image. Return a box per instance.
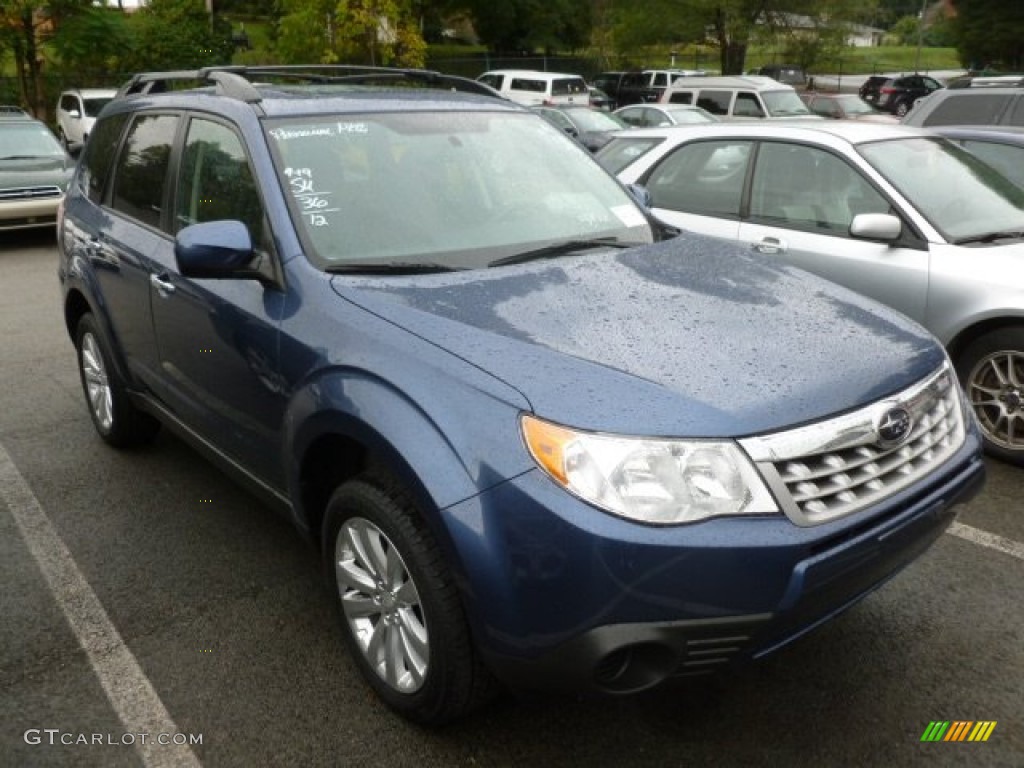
[284,367,534,534]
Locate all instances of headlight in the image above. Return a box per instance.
[521,414,778,525]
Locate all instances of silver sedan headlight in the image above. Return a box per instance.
[521,414,779,524]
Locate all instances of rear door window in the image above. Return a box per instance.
[644,140,752,217]
[1005,96,1024,127]
[667,91,693,105]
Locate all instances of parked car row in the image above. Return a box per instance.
[54,64,991,726]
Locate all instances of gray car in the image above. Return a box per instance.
[603,121,1024,465]
[0,117,74,231]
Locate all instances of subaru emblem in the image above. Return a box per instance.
[877,407,913,446]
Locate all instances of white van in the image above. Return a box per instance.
[477,69,590,106]
[659,75,819,120]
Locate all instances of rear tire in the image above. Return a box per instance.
[956,328,1024,466]
[75,314,160,448]
[324,473,497,724]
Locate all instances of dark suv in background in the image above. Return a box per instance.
[871,74,944,116]
[57,65,984,724]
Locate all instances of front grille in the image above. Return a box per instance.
[0,185,62,201]
[741,364,965,527]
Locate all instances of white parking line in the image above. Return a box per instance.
[948,521,1024,562]
[0,441,201,768]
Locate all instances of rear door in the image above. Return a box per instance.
[638,137,752,241]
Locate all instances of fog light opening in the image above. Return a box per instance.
[593,643,676,693]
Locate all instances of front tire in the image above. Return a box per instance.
[75,314,160,448]
[324,474,496,724]
[956,328,1024,466]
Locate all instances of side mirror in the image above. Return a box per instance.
[850,213,901,242]
[68,109,81,119]
[175,220,256,278]
[627,183,652,209]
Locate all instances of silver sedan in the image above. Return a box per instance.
[600,121,1024,465]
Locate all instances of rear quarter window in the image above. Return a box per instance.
[923,94,1011,126]
[78,113,129,204]
[595,138,665,175]
[510,78,546,93]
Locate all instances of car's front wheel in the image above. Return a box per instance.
[896,101,910,117]
[75,313,160,448]
[957,328,1024,466]
[324,474,496,724]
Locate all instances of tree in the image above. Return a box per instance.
[122,0,234,72]
[1,2,69,115]
[275,0,427,66]
[464,0,592,54]
[606,0,872,75]
[951,0,1024,70]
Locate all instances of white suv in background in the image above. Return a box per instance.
[476,69,589,106]
[56,88,117,151]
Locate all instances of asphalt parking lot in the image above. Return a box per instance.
[1,229,1021,767]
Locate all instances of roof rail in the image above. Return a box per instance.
[115,65,501,102]
[946,74,1024,89]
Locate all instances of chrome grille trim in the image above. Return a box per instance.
[740,364,965,527]
[0,186,62,201]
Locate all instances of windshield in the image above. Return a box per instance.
[837,96,875,116]
[266,111,653,269]
[762,91,813,116]
[0,122,64,159]
[859,137,1024,241]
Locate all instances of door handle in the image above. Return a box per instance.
[752,237,787,255]
[149,273,176,297]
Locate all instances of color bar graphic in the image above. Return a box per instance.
[920,721,996,742]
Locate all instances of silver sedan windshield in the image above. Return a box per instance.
[265,111,653,269]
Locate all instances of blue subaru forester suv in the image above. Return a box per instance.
[57,66,985,724]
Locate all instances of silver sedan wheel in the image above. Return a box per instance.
[81,332,113,432]
[967,349,1024,451]
[335,517,429,693]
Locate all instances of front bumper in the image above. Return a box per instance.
[0,195,63,230]
[440,433,984,694]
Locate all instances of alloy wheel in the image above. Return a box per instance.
[967,349,1024,452]
[335,516,429,693]
[81,332,113,432]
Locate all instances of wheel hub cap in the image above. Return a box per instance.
[967,349,1024,451]
[335,517,428,693]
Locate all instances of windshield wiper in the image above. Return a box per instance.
[488,238,632,268]
[953,230,1024,245]
[325,261,460,275]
